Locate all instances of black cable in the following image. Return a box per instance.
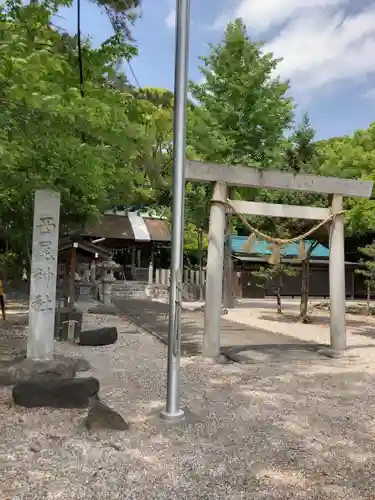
[76,0,86,143]
[103,6,141,88]
[127,59,140,88]
[77,0,84,98]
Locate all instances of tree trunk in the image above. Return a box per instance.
[299,242,318,323]
[68,247,77,312]
[299,259,310,323]
[367,283,371,315]
[198,229,204,301]
[276,272,283,314]
[26,243,32,272]
[276,288,282,314]
[3,236,8,285]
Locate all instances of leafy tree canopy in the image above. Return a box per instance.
[0,0,156,258]
[189,18,294,169]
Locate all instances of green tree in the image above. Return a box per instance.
[356,242,375,314]
[133,88,210,257]
[189,18,294,169]
[316,126,375,236]
[0,0,153,263]
[232,114,325,321]
[183,183,210,262]
[252,262,298,314]
[185,18,296,269]
[133,87,175,189]
[97,0,140,41]
[282,115,324,321]
[285,113,316,173]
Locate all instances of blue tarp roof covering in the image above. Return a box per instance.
[231,236,329,258]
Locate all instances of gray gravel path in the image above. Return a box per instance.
[1,311,375,499]
[114,298,323,360]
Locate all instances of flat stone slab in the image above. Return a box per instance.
[79,327,118,347]
[114,298,324,359]
[13,377,100,408]
[88,303,119,316]
[74,357,91,371]
[85,397,129,431]
[316,347,358,359]
[55,355,91,372]
[222,343,330,364]
[0,357,82,386]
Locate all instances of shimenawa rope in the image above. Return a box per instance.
[211,198,345,264]
[225,198,345,245]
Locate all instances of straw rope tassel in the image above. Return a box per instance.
[241,232,256,253]
[268,244,281,265]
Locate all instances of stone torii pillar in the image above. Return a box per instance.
[329,194,346,351]
[204,182,227,358]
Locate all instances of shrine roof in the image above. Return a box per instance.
[232,236,329,259]
[81,213,170,243]
[58,236,112,260]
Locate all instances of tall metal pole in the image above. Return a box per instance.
[160,0,191,422]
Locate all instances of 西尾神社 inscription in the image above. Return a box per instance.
[27,190,61,361]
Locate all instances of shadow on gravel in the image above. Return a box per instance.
[114,299,326,360]
[115,343,375,499]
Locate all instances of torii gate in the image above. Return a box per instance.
[185,160,373,358]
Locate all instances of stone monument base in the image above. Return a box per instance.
[0,355,90,386]
[13,377,100,408]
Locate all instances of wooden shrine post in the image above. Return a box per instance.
[185,160,373,359]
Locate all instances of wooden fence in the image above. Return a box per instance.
[153,268,206,287]
[123,265,206,287]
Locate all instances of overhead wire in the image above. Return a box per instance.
[104,7,141,88]
[77,0,84,98]
[127,59,140,88]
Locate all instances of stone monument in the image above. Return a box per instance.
[0,189,93,392]
[27,190,60,361]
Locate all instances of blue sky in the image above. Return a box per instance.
[56,0,375,140]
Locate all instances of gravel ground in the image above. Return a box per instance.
[225,300,375,349]
[1,309,375,499]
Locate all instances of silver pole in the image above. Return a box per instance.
[160,0,191,422]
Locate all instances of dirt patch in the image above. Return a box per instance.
[0,299,28,366]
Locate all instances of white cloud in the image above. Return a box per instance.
[165,8,176,30]
[364,88,375,102]
[214,0,375,95]
[221,0,346,34]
